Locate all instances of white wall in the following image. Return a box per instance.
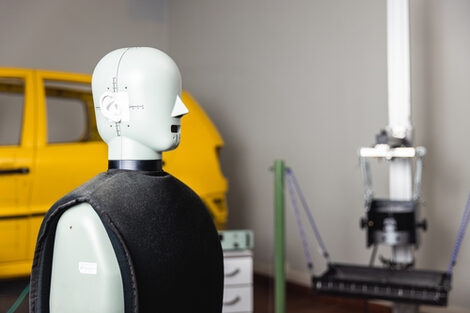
[412,0,470,310]
[0,0,169,73]
[169,0,470,309]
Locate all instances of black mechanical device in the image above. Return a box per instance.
[361,199,426,248]
[312,263,451,306]
[284,132,470,307]
[309,133,454,306]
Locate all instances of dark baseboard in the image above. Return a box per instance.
[254,273,392,313]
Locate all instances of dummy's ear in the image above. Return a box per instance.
[100,91,130,122]
[171,95,189,117]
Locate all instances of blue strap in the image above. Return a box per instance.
[447,193,470,274]
[285,172,314,273]
[286,168,330,261]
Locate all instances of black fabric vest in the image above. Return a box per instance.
[29,169,223,313]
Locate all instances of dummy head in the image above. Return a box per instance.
[92,47,188,160]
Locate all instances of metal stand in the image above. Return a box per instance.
[273,2,432,312]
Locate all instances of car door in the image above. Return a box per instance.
[28,71,107,258]
[0,69,35,277]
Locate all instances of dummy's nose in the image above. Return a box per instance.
[171,95,189,117]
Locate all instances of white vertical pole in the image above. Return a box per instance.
[387,0,412,140]
[387,0,413,232]
[387,1,417,312]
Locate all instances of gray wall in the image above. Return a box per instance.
[413,0,470,310]
[169,0,470,309]
[0,0,169,73]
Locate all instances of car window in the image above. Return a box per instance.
[0,78,25,146]
[45,80,101,144]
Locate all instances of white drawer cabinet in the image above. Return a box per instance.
[223,250,253,313]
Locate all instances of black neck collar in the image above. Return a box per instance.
[108,160,163,172]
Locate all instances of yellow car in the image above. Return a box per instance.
[0,68,228,279]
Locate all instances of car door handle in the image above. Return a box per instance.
[0,167,30,175]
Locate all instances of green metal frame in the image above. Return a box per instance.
[274,160,286,313]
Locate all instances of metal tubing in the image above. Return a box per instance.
[274,160,286,313]
[387,1,417,312]
[387,0,412,138]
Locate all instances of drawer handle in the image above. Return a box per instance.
[223,296,241,306]
[224,268,240,277]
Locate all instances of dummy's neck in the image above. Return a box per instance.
[107,136,163,172]
[107,136,162,160]
[108,159,162,171]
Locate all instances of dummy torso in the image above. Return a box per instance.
[29,47,224,313]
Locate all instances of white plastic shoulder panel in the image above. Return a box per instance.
[50,202,124,313]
